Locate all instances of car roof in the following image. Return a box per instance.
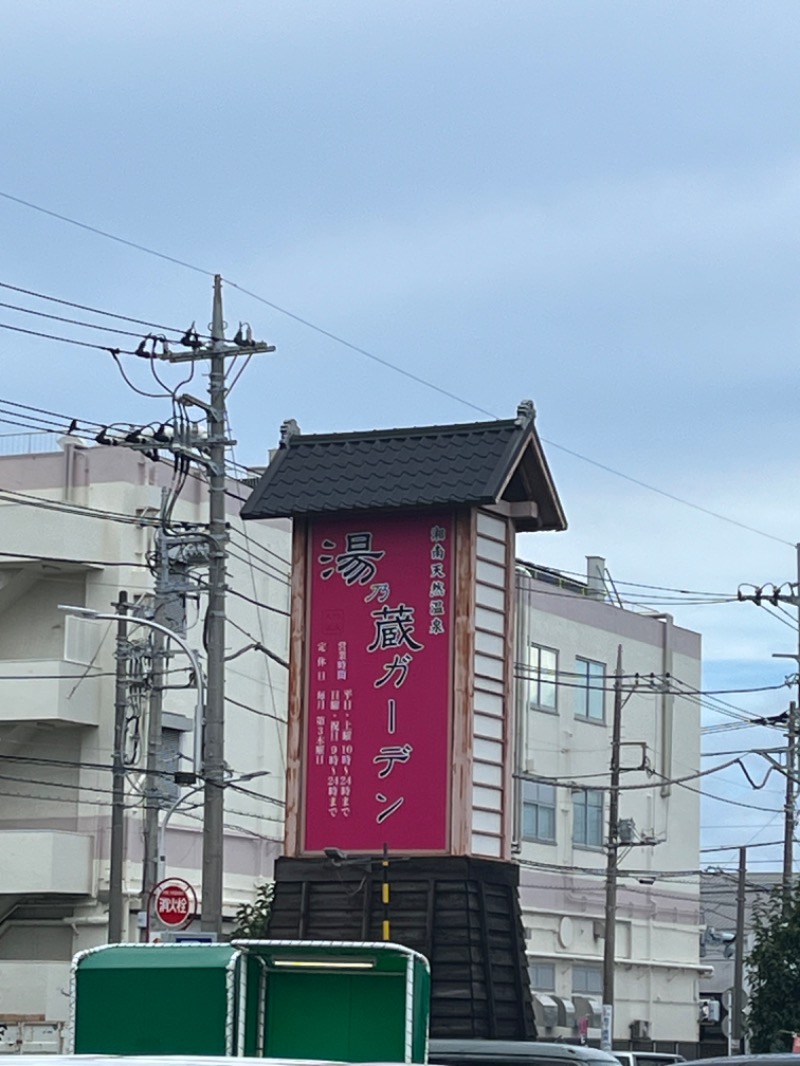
[619,1056,685,1063]
[683,1059,800,1066]
[429,1040,619,1062]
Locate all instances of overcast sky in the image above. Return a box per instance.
[1,1,798,870]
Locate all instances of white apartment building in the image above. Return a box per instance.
[0,438,289,1032]
[514,558,704,1045]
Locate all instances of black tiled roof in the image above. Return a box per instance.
[240,410,566,531]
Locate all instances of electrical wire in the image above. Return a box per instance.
[522,755,750,791]
[227,545,291,586]
[0,280,210,337]
[0,189,793,548]
[109,350,172,399]
[226,531,291,579]
[519,562,738,600]
[0,671,114,681]
[0,298,182,342]
[0,319,138,354]
[225,694,287,725]
[0,191,213,277]
[0,485,158,527]
[0,786,145,811]
[704,835,785,852]
[207,581,291,618]
[758,605,797,632]
[679,778,781,812]
[0,547,148,568]
[225,617,288,671]
[515,664,790,699]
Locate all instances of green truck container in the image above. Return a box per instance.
[70,939,430,1062]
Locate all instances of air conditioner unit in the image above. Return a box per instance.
[618,818,636,844]
[700,999,721,1024]
[552,996,576,1029]
[532,994,559,1031]
[630,1019,651,1040]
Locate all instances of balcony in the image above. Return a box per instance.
[0,659,103,726]
[0,831,93,895]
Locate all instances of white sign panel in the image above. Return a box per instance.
[601,1004,613,1052]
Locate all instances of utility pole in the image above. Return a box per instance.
[732,845,747,1055]
[164,276,275,935]
[790,541,800,901]
[141,525,170,931]
[99,276,274,936]
[740,543,800,900]
[108,591,128,943]
[201,277,229,935]
[602,644,623,1030]
[783,701,797,904]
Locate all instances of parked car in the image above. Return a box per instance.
[613,1053,685,1066]
[429,1039,621,1066]
[683,1058,800,1066]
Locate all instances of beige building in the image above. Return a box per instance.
[0,438,289,1034]
[515,558,705,1045]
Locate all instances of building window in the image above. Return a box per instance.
[527,643,558,712]
[572,964,603,995]
[573,788,604,848]
[575,657,605,721]
[529,960,556,993]
[521,780,557,843]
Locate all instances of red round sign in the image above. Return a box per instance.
[153,879,195,928]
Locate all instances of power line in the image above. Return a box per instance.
[0,191,213,277]
[0,280,206,337]
[682,778,781,812]
[0,190,793,548]
[213,582,291,618]
[515,665,790,699]
[0,547,148,568]
[0,319,137,354]
[702,841,784,859]
[0,298,176,342]
[225,693,287,725]
[0,486,154,527]
[0,672,114,681]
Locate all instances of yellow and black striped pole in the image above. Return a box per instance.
[381,842,390,941]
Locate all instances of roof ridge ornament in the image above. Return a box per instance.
[279,418,301,448]
[516,399,536,424]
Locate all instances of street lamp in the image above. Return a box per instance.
[58,604,205,775]
[58,603,206,943]
[157,769,270,882]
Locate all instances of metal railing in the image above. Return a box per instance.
[0,430,61,456]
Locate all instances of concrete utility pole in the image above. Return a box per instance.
[732,845,747,1055]
[108,591,129,943]
[202,278,229,934]
[740,543,800,901]
[141,526,171,928]
[91,277,274,937]
[602,644,624,1023]
[165,276,274,934]
[788,542,800,901]
[783,701,797,902]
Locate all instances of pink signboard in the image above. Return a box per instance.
[303,511,454,853]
